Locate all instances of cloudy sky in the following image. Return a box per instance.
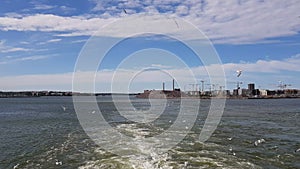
[0,0,299,92]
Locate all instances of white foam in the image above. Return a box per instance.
[55,160,63,166]
[80,122,261,169]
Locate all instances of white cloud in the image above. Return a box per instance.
[18,55,49,61]
[91,0,300,44]
[222,54,300,73]
[0,40,31,53]
[59,5,76,12]
[192,0,300,44]
[71,39,88,43]
[0,14,115,35]
[0,0,299,44]
[0,55,50,65]
[1,47,30,53]
[150,64,172,69]
[176,5,189,16]
[20,41,30,45]
[33,4,55,10]
[0,72,73,91]
[48,38,61,43]
[1,54,299,91]
[4,12,24,18]
[38,38,62,45]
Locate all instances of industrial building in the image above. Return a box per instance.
[232,83,300,98]
[137,79,183,98]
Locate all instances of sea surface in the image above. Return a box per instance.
[0,96,299,169]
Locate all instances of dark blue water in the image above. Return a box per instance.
[0,97,299,168]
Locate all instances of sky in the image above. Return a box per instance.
[0,0,300,92]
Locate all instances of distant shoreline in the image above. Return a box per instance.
[0,91,139,98]
[1,91,300,99]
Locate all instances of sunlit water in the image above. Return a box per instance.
[0,96,299,169]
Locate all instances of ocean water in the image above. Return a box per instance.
[0,96,299,169]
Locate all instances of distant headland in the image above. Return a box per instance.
[0,91,137,98]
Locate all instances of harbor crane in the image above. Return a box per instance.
[227,81,243,90]
[277,81,291,90]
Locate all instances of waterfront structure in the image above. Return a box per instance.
[248,83,255,91]
[137,80,183,98]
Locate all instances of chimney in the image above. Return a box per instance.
[173,79,175,91]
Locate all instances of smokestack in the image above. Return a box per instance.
[163,82,165,91]
[173,79,175,91]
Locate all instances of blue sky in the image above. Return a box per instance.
[0,0,300,92]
